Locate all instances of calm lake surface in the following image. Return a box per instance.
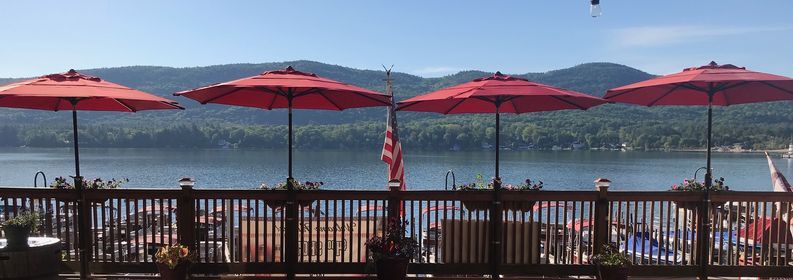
[0,147,790,191]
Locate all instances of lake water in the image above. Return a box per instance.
[0,147,790,191]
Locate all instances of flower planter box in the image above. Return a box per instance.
[462,200,536,212]
[375,258,409,280]
[157,262,189,280]
[2,226,31,250]
[673,201,725,211]
[596,265,628,280]
[503,200,537,212]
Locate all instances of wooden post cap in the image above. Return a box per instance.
[179,177,195,188]
[594,178,611,191]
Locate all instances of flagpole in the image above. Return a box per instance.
[383,65,407,219]
[382,64,405,191]
[384,65,398,140]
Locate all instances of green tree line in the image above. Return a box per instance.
[1,114,789,150]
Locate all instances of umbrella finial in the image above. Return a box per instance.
[474,71,528,82]
[261,66,317,77]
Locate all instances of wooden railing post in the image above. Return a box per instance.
[387,179,402,222]
[177,178,196,249]
[490,179,503,279]
[285,178,298,280]
[593,178,611,256]
[696,190,710,280]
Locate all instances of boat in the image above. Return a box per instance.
[623,232,682,265]
[783,144,792,158]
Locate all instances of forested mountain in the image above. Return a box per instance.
[1,61,791,150]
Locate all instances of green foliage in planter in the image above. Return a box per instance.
[670,177,729,192]
[50,176,128,189]
[259,178,323,190]
[458,174,543,191]
[2,211,39,232]
[591,244,631,267]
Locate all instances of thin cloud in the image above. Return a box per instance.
[411,66,461,77]
[611,25,793,48]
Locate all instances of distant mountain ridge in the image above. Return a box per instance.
[0,61,656,126]
[0,60,791,150]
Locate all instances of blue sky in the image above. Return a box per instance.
[1,0,791,78]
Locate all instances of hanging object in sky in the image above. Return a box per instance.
[590,0,602,17]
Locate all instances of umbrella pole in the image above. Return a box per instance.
[491,109,502,279]
[72,108,81,178]
[288,98,293,180]
[71,103,89,279]
[495,110,500,179]
[699,94,714,280]
[705,94,713,187]
[285,96,297,280]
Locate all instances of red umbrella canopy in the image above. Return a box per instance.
[604,61,793,106]
[397,72,607,114]
[0,69,183,111]
[175,66,390,110]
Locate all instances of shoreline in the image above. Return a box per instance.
[1,146,791,154]
[668,148,790,154]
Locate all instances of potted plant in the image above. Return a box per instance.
[154,244,195,280]
[670,177,729,210]
[591,244,631,280]
[260,178,322,209]
[366,217,418,280]
[50,176,128,204]
[458,174,543,212]
[1,211,39,250]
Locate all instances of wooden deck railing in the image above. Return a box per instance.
[2,182,793,278]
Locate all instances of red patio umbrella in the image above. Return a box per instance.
[605,61,793,186]
[175,66,391,180]
[398,71,607,180]
[0,69,183,278]
[0,69,184,178]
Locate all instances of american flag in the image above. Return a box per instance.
[766,152,792,216]
[767,152,792,193]
[381,73,405,190]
